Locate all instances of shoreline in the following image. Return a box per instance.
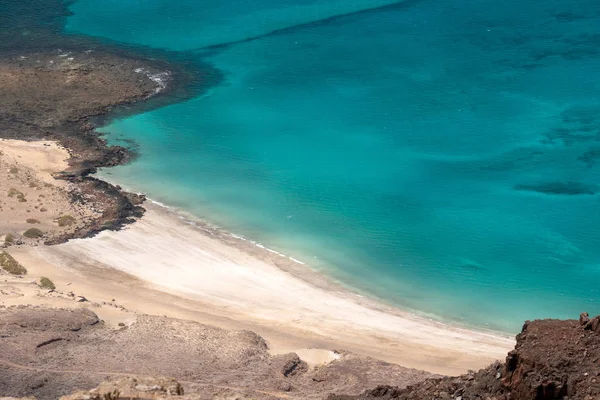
[136,199,516,342]
[102,178,516,341]
[0,140,514,375]
[10,198,515,375]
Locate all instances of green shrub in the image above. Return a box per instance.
[57,215,76,227]
[9,167,18,174]
[23,228,44,239]
[4,233,14,245]
[7,188,22,197]
[26,218,40,224]
[9,188,27,202]
[39,277,56,290]
[0,251,27,275]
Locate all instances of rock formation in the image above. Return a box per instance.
[329,313,600,400]
[0,306,430,399]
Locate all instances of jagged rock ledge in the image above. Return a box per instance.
[328,312,600,400]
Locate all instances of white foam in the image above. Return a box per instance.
[133,68,171,94]
[148,71,171,93]
[96,173,313,273]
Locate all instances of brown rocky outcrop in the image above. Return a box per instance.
[584,315,600,333]
[328,313,600,400]
[0,0,209,246]
[0,306,431,400]
[0,52,161,244]
[275,353,309,377]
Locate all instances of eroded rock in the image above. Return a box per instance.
[328,313,600,400]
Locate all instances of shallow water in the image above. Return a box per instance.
[64,0,600,331]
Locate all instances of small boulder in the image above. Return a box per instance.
[276,353,308,377]
[579,312,590,326]
[584,316,600,332]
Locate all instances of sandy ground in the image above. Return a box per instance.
[0,140,515,376]
[0,139,99,245]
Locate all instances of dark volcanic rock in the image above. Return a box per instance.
[0,0,213,244]
[0,52,158,243]
[0,43,205,245]
[328,314,600,400]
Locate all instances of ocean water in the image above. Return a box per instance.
[64,0,600,332]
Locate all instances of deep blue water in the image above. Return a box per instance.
[65,0,600,331]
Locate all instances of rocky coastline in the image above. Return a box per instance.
[328,313,600,399]
[0,0,217,245]
[0,48,198,244]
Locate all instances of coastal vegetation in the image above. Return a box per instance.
[4,233,14,245]
[23,228,44,239]
[57,214,76,227]
[39,276,56,290]
[7,188,26,202]
[0,251,27,275]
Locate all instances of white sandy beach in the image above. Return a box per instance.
[1,139,514,376]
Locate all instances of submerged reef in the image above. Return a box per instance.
[514,181,598,196]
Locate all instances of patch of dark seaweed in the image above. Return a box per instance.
[579,147,600,167]
[515,181,598,196]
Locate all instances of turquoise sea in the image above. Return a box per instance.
[64,0,600,332]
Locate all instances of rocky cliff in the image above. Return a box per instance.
[329,312,600,400]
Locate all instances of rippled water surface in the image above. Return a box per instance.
[64,0,600,331]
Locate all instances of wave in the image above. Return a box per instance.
[144,198,309,266]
